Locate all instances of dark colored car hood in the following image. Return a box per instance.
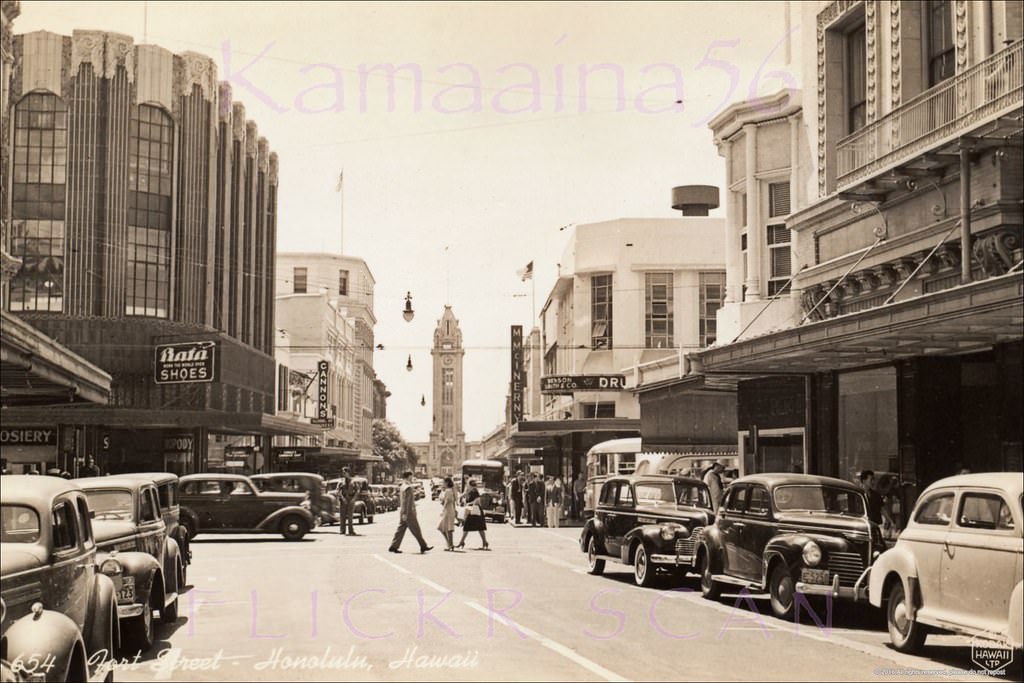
[634,504,712,526]
[774,512,871,535]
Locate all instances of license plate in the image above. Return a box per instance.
[117,576,136,603]
[801,568,830,585]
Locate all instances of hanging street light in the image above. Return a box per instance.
[420,395,426,406]
[403,292,415,322]
[406,355,413,372]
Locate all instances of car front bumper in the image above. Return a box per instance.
[796,570,870,601]
[650,553,696,567]
[116,602,146,618]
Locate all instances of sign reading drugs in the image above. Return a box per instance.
[317,360,330,421]
[540,374,628,394]
[510,326,524,424]
[155,341,217,384]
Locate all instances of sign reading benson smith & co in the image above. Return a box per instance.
[155,341,218,384]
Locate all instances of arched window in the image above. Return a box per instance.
[9,92,67,312]
[126,104,173,317]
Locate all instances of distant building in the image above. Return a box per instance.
[424,306,467,476]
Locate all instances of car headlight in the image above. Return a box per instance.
[802,541,822,567]
[659,525,677,542]
[99,557,123,575]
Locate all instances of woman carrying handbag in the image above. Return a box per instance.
[456,479,490,550]
[437,476,458,551]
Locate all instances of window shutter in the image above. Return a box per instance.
[769,182,791,218]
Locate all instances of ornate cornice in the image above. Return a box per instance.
[268,152,279,185]
[70,30,104,76]
[245,121,258,156]
[890,1,902,111]
[817,22,827,197]
[257,137,269,173]
[104,32,133,82]
[231,102,246,140]
[865,1,877,123]
[181,51,216,102]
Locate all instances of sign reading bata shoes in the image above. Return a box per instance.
[155,341,218,384]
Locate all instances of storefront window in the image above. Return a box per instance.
[838,367,898,482]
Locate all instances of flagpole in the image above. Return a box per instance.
[339,172,344,255]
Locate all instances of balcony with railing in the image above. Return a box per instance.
[837,41,1023,189]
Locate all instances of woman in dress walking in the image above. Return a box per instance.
[456,479,490,550]
[437,476,457,551]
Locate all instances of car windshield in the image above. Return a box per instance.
[84,490,135,521]
[773,485,866,516]
[464,469,503,492]
[1,504,41,543]
[675,483,712,509]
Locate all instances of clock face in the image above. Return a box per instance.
[443,356,454,366]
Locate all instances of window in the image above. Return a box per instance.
[126,105,173,317]
[339,269,349,296]
[442,368,454,405]
[699,271,725,347]
[9,92,67,312]
[616,484,634,507]
[958,493,1014,531]
[75,497,93,546]
[767,224,792,296]
[600,482,618,505]
[51,501,78,551]
[294,267,307,293]
[581,402,615,418]
[747,486,770,515]
[927,0,955,87]
[725,486,748,513]
[591,274,613,349]
[915,492,955,525]
[645,272,674,348]
[740,193,748,227]
[769,182,790,218]
[847,23,867,133]
[141,490,159,522]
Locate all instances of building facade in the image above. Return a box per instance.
[692,0,1023,526]
[275,252,380,467]
[1,29,309,474]
[508,208,729,479]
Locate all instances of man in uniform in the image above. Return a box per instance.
[337,467,359,536]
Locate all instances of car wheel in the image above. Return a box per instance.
[586,536,605,576]
[124,597,155,654]
[281,515,308,541]
[179,560,187,589]
[161,588,179,624]
[698,550,722,599]
[368,516,374,524]
[633,544,656,588]
[768,562,796,620]
[887,580,927,653]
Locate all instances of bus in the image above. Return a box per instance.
[584,438,739,517]
[460,458,507,523]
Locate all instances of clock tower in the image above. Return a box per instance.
[427,306,466,475]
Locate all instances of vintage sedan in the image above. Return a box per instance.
[327,477,376,524]
[1,476,118,682]
[179,474,315,541]
[581,475,714,587]
[123,472,190,585]
[869,472,1023,653]
[698,474,878,619]
[77,476,183,652]
[251,472,339,526]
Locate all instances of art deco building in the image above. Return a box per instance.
[1,29,314,474]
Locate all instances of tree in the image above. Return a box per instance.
[372,418,417,477]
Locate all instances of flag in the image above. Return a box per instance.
[516,261,533,282]
[335,170,344,192]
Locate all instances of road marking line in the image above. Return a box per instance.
[372,553,411,575]
[463,600,629,682]
[538,529,581,544]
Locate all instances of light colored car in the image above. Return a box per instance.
[868,472,1023,653]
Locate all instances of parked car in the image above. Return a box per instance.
[77,476,183,652]
[868,472,1023,653]
[251,472,339,526]
[581,474,714,587]
[327,477,376,524]
[1,475,118,681]
[381,485,399,511]
[178,474,316,541]
[698,473,878,619]
[123,472,191,585]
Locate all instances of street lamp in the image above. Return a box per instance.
[403,292,415,322]
[406,355,413,372]
[420,395,426,406]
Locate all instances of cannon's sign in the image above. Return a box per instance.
[540,374,628,395]
[155,341,217,384]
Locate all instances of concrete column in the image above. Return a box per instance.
[744,124,762,301]
[722,139,740,303]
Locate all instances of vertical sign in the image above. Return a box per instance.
[510,326,524,424]
[317,360,329,420]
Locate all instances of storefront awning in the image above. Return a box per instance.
[508,418,640,445]
[693,272,1023,374]
[1,311,112,406]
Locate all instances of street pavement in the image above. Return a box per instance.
[108,498,1019,682]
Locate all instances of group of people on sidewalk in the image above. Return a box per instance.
[506,470,583,528]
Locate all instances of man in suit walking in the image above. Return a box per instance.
[388,471,432,554]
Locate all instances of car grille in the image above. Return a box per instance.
[675,526,703,556]
[827,552,865,587]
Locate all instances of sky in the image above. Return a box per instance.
[14,1,794,443]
